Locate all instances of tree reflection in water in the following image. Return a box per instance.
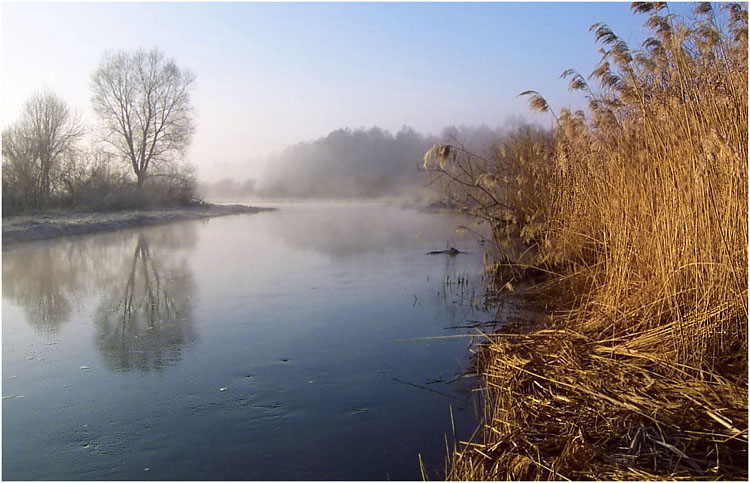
[3,222,197,371]
[95,231,197,372]
[2,246,73,334]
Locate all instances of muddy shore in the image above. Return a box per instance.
[2,204,275,247]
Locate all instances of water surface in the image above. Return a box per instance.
[3,202,494,480]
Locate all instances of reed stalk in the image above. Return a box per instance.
[425,3,748,479]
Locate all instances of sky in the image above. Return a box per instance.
[1,1,692,182]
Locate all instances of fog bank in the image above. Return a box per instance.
[200,123,524,203]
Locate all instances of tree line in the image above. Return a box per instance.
[200,123,514,202]
[2,49,198,215]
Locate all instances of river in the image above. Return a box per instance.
[2,202,498,480]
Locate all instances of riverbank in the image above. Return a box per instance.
[2,203,275,246]
[429,5,748,479]
[448,312,748,480]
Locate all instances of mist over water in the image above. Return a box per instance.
[200,123,520,203]
[3,203,501,480]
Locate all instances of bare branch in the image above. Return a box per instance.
[91,49,195,188]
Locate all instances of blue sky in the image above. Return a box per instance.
[1,2,690,181]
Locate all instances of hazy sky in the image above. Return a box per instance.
[1,2,687,182]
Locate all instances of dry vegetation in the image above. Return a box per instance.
[2,49,200,215]
[424,2,748,479]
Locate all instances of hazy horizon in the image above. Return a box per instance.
[2,2,691,183]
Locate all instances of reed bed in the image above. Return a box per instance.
[425,3,748,479]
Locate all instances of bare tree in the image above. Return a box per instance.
[2,89,82,207]
[90,49,196,189]
[2,126,38,208]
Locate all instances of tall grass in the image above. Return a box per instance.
[425,3,748,479]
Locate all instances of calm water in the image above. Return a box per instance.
[3,202,497,480]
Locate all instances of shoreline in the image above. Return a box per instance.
[1,203,275,247]
[448,280,748,480]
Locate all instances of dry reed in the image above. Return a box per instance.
[425,3,748,479]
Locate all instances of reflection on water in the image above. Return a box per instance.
[263,202,482,258]
[95,234,196,372]
[3,204,495,480]
[2,242,79,334]
[3,223,197,370]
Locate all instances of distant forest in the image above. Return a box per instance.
[199,124,525,202]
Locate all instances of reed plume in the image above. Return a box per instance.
[426,3,748,479]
